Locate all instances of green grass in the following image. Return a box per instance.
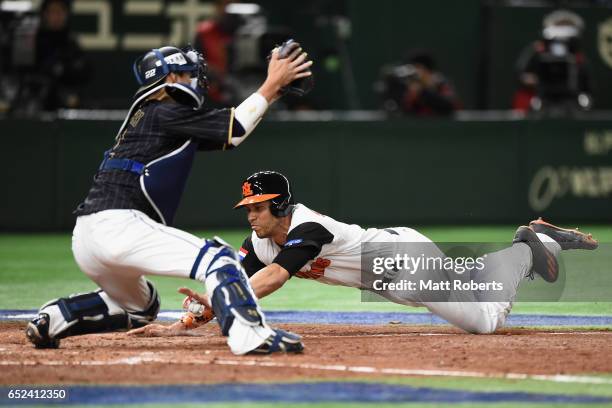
[1,226,612,314]
[378,375,612,398]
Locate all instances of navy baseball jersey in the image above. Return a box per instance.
[75,100,240,225]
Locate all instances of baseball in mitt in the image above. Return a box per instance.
[270,39,314,97]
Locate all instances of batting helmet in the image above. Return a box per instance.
[132,45,208,102]
[234,171,295,217]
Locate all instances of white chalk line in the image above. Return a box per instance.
[1,352,611,385]
[302,332,611,339]
[304,333,455,339]
[207,359,612,385]
[2,313,36,319]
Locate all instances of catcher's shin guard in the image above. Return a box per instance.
[202,239,278,354]
[210,264,263,335]
[27,282,159,348]
[204,242,264,336]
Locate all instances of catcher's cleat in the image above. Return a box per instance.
[513,226,559,283]
[249,329,304,354]
[529,218,598,250]
[25,313,60,349]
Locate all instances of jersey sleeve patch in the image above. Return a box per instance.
[238,247,249,261]
[284,238,304,247]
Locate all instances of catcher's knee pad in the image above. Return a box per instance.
[191,236,243,282]
[208,264,263,336]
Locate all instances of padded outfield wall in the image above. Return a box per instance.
[1,117,610,231]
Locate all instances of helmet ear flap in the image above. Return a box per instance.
[181,46,209,93]
[270,197,291,217]
[132,56,145,85]
[270,181,294,217]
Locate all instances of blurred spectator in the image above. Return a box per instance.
[401,53,461,116]
[193,0,240,105]
[0,0,90,115]
[512,9,592,114]
[376,52,461,116]
[194,1,307,109]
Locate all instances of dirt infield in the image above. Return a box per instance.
[1,321,611,385]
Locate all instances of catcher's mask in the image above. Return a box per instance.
[234,171,295,217]
[132,45,209,108]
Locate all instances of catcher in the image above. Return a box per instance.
[131,170,598,336]
[25,40,312,355]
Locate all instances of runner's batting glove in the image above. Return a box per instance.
[180,296,215,329]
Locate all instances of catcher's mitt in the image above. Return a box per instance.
[271,39,314,97]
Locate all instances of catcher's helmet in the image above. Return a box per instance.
[234,171,295,217]
[132,45,208,102]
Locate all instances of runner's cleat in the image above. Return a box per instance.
[529,218,598,250]
[513,226,559,283]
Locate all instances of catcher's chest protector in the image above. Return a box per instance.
[140,139,197,225]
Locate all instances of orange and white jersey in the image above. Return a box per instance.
[239,203,431,288]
